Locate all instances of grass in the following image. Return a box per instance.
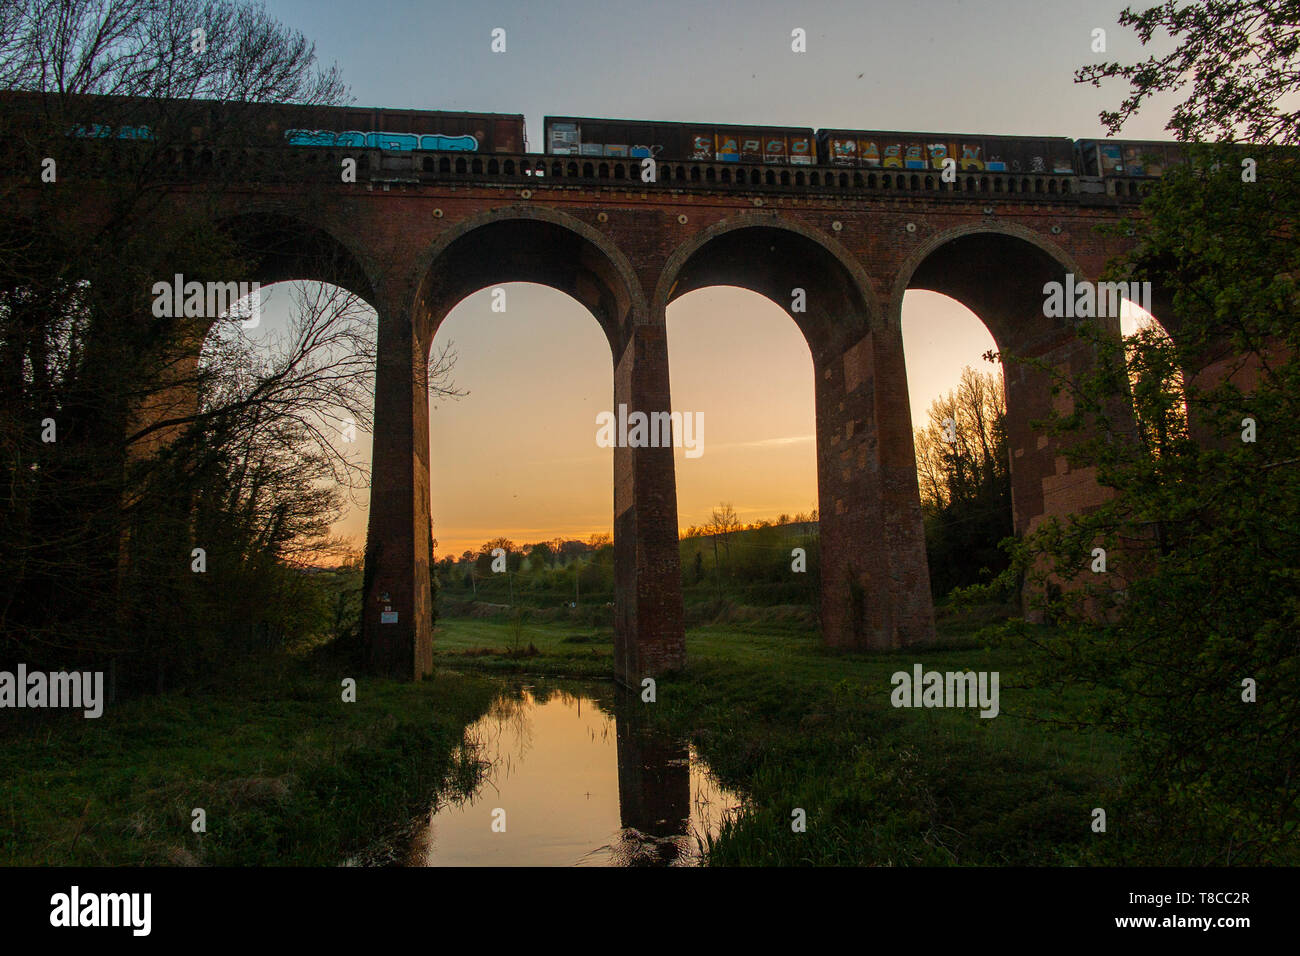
[0,649,499,866]
[3,598,1126,866]
[433,600,1126,865]
[434,616,615,678]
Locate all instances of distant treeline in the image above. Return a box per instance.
[435,510,824,613]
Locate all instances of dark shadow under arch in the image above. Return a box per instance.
[898,228,1081,352]
[657,217,878,355]
[414,208,644,354]
[218,211,377,306]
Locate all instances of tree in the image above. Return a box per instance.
[0,1,471,695]
[474,538,520,576]
[558,539,590,562]
[1076,0,1300,146]
[0,0,353,692]
[525,541,554,569]
[708,501,741,574]
[913,366,1012,595]
[991,0,1300,863]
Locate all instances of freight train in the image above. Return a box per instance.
[542,115,1178,178]
[273,108,1184,180]
[3,91,1185,180]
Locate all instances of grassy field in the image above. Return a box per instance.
[0,650,499,866]
[433,603,1126,865]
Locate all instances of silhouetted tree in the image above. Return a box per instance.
[913,366,1012,594]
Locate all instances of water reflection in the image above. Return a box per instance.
[403,680,741,867]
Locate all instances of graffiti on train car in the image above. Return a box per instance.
[284,130,479,151]
[50,99,1194,182]
[70,124,153,140]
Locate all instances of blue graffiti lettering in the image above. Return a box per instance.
[284,129,479,152]
[69,124,153,140]
[284,129,337,146]
[418,133,478,151]
[366,131,419,150]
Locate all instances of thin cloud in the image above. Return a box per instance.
[704,434,815,452]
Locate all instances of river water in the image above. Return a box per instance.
[393,679,742,866]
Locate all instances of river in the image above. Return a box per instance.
[365,678,742,866]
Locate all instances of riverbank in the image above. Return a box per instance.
[3,606,1124,866]
[433,605,1126,865]
[0,651,498,866]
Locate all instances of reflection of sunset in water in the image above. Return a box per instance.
[405,683,741,867]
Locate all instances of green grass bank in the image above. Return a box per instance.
[0,650,498,866]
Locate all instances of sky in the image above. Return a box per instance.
[252,0,1176,559]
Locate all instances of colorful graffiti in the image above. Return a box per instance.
[283,130,479,151]
[70,124,153,140]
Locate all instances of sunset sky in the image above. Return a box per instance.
[254,0,1173,559]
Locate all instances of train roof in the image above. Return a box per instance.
[0,90,523,120]
[817,127,1075,142]
[1074,137,1185,146]
[545,115,813,133]
[342,104,525,120]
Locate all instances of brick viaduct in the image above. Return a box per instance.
[62,145,1194,686]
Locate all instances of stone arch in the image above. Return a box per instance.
[654,211,881,354]
[365,203,675,686]
[890,221,1086,344]
[891,222,1120,569]
[136,207,379,464]
[413,203,647,354]
[217,207,379,306]
[655,211,932,652]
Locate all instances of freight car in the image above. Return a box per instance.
[1074,139,1184,177]
[279,104,526,153]
[816,128,1076,174]
[544,116,816,165]
[0,92,526,154]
